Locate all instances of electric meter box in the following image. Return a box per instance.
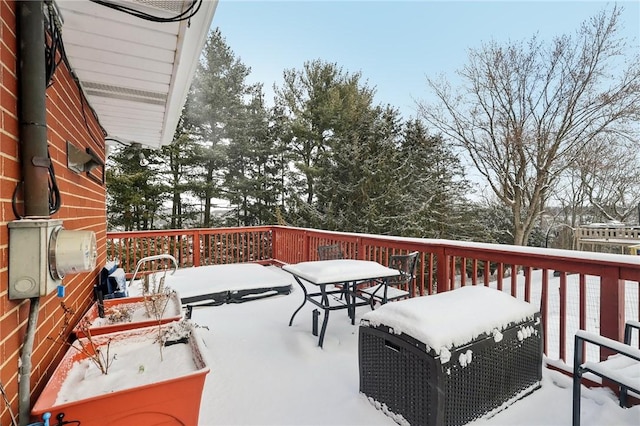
[8,219,97,300]
[9,219,63,299]
[49,227,97,279]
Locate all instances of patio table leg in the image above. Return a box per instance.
[317,284,331,347]
[288,277,308,326]
[348,281,356,325]
[320,284,329,306]
[318,308,329,348]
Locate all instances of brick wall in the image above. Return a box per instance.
[1,1,107,423]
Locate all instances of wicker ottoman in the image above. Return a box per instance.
[359,286,542,426]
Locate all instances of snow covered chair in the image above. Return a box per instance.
[361,251,419,304]
[317,244,347,299]
[317,243,344,260]
[572,320,640,426]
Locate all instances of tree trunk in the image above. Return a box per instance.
[203,163,214,227]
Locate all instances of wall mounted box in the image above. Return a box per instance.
[8,219,63,299]
[8,219,97,299]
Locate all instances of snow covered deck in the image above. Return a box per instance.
[125,266,640,426]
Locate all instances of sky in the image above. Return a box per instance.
[210,1,640,120]
[42,264,640,425]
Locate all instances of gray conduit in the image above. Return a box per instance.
[19,298,40,426]
[17,1,49,425]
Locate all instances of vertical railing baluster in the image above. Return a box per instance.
[579,273,587,360]
[541,269,549,355]
[559,272,567,361]
[524,266,531,303]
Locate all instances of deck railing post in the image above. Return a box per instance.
[270,226,277,261]
[303,230,310,263]
[599,272,625,360]
[435,248,450,293]
[193,229,201,267]
[356,237,365,260]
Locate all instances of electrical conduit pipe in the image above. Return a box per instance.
[17,1,50,425]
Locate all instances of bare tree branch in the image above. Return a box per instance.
[418,5,640,245]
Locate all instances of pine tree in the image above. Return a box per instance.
[316,104,403,234]
[160,107,204,229]
[106,145,167,231]
[224,87,283,226]
[274,60,377,228]
[398,120,474,239]
[187,29,253,227]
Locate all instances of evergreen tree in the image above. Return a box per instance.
[316,104,403,234]
[104,35,483,241]
[161,108,204,229]
[398,120,475,239]
[224,87,283,226]
[274,60,377,228]
[188,29,253,227]
[106,145,167,231]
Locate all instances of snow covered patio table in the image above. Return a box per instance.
[283,259,401,347]
[359,285,542,426]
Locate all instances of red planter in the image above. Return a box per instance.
[31,323,210,426]
[73,293,183,338]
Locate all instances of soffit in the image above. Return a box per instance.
[56,0,218,148]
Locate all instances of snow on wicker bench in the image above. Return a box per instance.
[572,321,640,426]
[359,285,542,426]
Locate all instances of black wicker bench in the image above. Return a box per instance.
[572,320,640,426]
[359,286,542,426]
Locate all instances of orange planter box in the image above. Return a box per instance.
[73,293,183,338]
[31,324,210,426]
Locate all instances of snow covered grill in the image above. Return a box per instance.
[359,286,543,426]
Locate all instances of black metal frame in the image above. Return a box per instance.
[288,274,385,347]
[180,284,292,307]
[572,320,640,426]
[317,243,344,260]
[362,251,419,304]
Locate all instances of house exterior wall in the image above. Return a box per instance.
[1,1,106,423]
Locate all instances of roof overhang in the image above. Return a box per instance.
[56,0,218,149]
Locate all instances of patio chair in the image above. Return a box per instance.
[317,243,344,260]
[317,244,348,299]
[361,251,419,305]
[572,320,640,426]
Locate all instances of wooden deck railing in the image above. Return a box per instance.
[107,225,640,367]
[575,225,640,253]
